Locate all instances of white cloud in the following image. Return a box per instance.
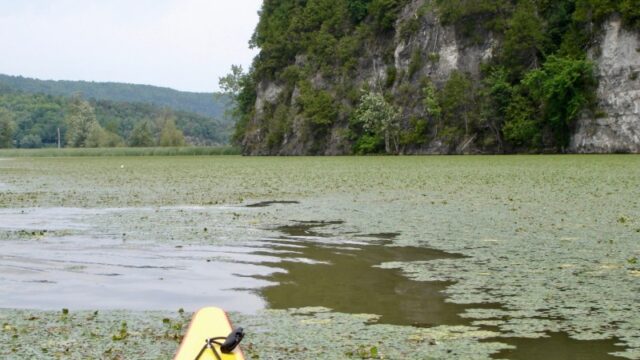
[0,0,262,92]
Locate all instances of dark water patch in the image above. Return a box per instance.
[250,227,493,327]
[254,222,632,358]
[246,200,300,208]
[491,332,626,360]
[356,232,401,240]
[276,221,345,238]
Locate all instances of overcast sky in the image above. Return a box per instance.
[0,0,262,93]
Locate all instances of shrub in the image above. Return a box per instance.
[351,92,400,153]
[298,83,338,127]
[522,55,596,146]
[407,49,423,79]
[385,66,397,88]
[370,0,409,32]
[20,134,43,149]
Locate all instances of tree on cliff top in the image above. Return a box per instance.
[219,65,256,144]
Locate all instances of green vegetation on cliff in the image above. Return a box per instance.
[234,0,638,154]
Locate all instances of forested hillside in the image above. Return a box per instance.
[0,87,229,148]
[233,0,640,155]
[0,74,229,119]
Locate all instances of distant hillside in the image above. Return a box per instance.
[0,87,229,148]
[0,74,229,119]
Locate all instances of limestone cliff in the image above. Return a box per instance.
[572,17,640,153]
[241,0,640,155]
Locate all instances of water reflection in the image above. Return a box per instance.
[250,221,484,326]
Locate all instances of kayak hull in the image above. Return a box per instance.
[174,307,245,360]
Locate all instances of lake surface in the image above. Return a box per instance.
[0,155,638,359]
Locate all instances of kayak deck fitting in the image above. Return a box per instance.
[174,307,245,360]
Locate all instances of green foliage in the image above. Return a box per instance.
[218,65,246,98]
[112,321,129,341]
[158,116,186,147]
[298,83,337,127]
[281,65,302,86]
[539,0,576,56]
[422,82,441,121]
[573,0,618,24]
[501,0,545,77]
[370,0,408,32]
[346,345,381,359]
[0,88,227,148]
[407,49,423,79]
[522,55,596,147]
[0,107,14,148]
[483,67,514,117]
[500,56,595,149]
[385,66,397,89]
[398,15,421,40]
[250,0,306,77]
[65,98,100,148]
[503,93,540,146]
[85,126,124,148]
[19,134,42,149]
[337,35,362,74]
[353,133,385,154]
[478,66,514,148]
[400,116,429,145]
[439,71,478,140]
[128,121,155,147]
[620,0,640,28]
[351,92,400,153]
[572,0,640,28]
[266,103,291,150]
[0,74,228,119]
[219,65,257,145]
[436,0,511,40]
[348,0,372,23]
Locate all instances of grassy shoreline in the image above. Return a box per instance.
[0,146,241,157]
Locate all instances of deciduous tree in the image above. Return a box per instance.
[0,108,15,148]
[65,98,100,147]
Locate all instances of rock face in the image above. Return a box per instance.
[243,0,497,155]
[572,17,640,153]
[244,1,640,155]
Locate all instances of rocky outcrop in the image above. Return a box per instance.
[242,0,496,155]
[571,17,640,153]
[245,1,640,155]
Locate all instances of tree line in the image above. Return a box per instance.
[0,89,229,149]
[0,74,229,119]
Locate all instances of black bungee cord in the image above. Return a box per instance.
[194,327,245,360]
